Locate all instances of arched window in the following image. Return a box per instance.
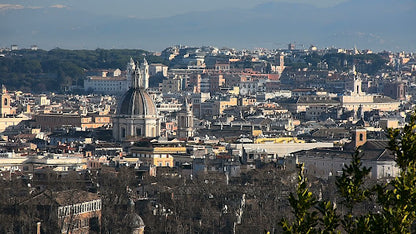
[4,98,7,106]
[359,133,363,141]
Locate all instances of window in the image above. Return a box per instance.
[4,98,7,106]
[359,133,363,141]
[121,127,126,138]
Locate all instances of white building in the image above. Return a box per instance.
[293,142,399,179]
[84,76,129,95]
[84,58,149,95]
[341,65,400,112]
[231,141,334,160]
[239,80,266,95]
[293,130,399,179]
[149,63,168,77]
[35,95,51,106]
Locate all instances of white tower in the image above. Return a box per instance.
[134,61,143,88]
[177,98,194,139]
[141,58,149,89]
[126,58,149,89]
[126,58,136,89]
[352,65,363,96]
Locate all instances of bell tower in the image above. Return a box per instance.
[0,85,12,117]
[126,58,136,89]
[352,65,363,96]
[279,54,285,73]
[352,128,367,148]
[177,98,194,138]
[141,58,149,89]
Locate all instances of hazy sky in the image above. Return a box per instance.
[3,0,347,18]
[2,0,413,51]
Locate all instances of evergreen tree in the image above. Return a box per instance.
[374,112,416,233]
[280,165,319,233]
[335,150,372,233]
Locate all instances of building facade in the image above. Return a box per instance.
[130,144,186,167]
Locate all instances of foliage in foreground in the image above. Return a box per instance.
[281,111,416,233]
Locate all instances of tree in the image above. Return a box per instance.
[280,165,319,233]
[335,150,372,233]
[387,113,416,170]
[0,48,168,92]
[316,201,340,234]
[374,112,416,233]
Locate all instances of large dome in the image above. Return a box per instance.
[123,212,145,229]
[117,88,157,116]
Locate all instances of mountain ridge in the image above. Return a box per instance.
[1,0,414,51]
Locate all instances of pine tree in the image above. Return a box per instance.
[280,165,319,233]
[335,150,372,233]
[374,112,416,233]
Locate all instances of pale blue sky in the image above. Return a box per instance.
[1,0,347,18]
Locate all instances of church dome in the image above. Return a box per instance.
[123,199,145,230]
[123,212,145,229]
[117,87,157,116]
[113,58,161,141]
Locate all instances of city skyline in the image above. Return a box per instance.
[1,24,416,232]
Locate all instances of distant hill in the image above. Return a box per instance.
[1,0,415,51]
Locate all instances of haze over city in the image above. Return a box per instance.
[1,0,415,51]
